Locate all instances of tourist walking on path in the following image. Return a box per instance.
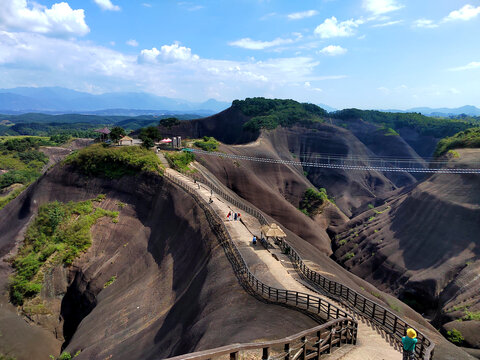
[227,211,231,221]
[402,328,418,360]
[237,212,241,220]
[234,212,238,221]
[252,236,257,245]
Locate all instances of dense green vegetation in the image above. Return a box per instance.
[299,187,332,216]
[233,98,327,131]
[434,127,480,156]
[0,113,201,136]
[138,126,161,148]
[9,198,118,305]
[66,144,162,178]
[194,136,219,151]
[447,328,464,344]
[331,109,475,139]
[0,137,51,192]
[159,117,180,128]
[0,122,100,138]
[165,151,195,172]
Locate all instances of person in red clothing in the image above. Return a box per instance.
[402,328,418,360]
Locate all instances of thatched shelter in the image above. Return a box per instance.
[261,223,286,241]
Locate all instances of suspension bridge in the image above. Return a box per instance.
[183,148,480,174]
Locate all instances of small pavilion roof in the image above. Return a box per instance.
[120,136,133,141]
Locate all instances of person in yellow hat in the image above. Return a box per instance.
[402,328,418,360]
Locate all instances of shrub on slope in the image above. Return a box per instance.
[66,144,162,179]
[434,127,480,156]
[9,197,118,305]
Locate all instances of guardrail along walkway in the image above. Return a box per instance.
[164,168,407,360]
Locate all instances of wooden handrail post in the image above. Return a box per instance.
[230,351,238,360]
[328,325,334,354]
[316,330,321,358]
[262,347,269,360]
[302,336,307,359]
[284,343,290,360]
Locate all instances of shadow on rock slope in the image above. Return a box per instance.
[0,164,317,360]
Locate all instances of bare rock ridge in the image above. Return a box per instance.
[158,106,479,356]
[330,149,480,352]
[0,165,317,360]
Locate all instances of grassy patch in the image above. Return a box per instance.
[104,276,117,288]
[447,150,460,158]
[447,328,464,344]
[368,216,375,222]
[65,144,162,179]
[344,252,355,260]
[193,136,219,152]
[367,203,374,209]
[463,311,480,321]
[0,354,16,360]
[0,185,26,210]
[338,239,348,246]
[165,151,195,172]
[388,299,401,313]
[9,197,118,305]
[374,206,391,214]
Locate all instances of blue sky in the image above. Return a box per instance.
[0,0,479,109]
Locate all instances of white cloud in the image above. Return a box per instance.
[363,0,403,16]
[177,2,204,11]
[139,43,199,63]
[0,0,89,37]
[377,86,391,94]
[449,88,460,94]
[142,3,152,8]
[443,4,480,22]
[288,10,318,20]
[318,45,347,56]
[126,39,139,47]
[314,17,363,38]
[413,19,438,28]
[229,37,294,50]
[138,47,160,63]
[0,30,347,102]
[304,81,322,92]
[93,0,120,11]
[372,20,403,27]
[448,61,480,71]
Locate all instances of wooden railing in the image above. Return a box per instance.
[281,241,435,360]
[164,171,357,359]
[172,166,435,360]
[166,319,357,360]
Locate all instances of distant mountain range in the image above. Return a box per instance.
[383,105,480,117]
[0,87,231,115]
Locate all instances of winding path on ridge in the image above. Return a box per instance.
[164,162,403,360]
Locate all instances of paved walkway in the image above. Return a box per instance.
[166,167,402,360]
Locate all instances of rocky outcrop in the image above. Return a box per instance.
[0,164,317,360]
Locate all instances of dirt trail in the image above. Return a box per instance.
[166,167,402,360]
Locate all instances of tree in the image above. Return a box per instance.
[139,126,161,142]
[159,117,180,128]
[110,126,126,143]
[141,137,154,149]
